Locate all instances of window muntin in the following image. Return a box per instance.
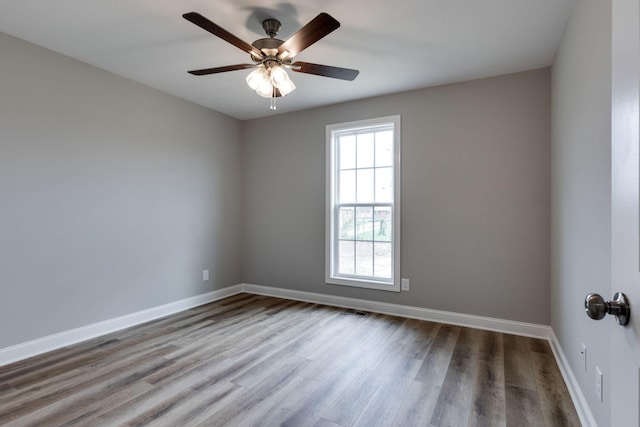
[326,116,401,291]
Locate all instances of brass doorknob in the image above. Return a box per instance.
[584,292,630,326]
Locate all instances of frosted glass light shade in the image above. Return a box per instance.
[270,65,296,96]
[246,64,296,99]
[270,66,288,85]
[256,78,274,98]
[276,77,296,96]
[246,67,266,90]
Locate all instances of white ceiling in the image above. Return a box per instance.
[0,0,574,120]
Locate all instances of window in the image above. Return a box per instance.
[326,115,401,291]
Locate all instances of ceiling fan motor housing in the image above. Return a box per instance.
[251,39,286,65]
[251,19,286,65]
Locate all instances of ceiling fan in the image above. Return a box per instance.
[183,11,359,109]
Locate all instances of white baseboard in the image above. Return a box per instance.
[241,283,550,338]
[549,329,597,427]
[0,285,243,367]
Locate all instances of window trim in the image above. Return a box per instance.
[325,115,401,292]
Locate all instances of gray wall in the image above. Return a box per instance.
[551,0,611,424]
[0,32,243,349]
[243,68,551,325]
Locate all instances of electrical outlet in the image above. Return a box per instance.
[580,343,587,371]
[595,366,603,402]
[401,278,410,291]
[202,269,209,281]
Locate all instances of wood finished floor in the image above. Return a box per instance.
[0,294,580,426]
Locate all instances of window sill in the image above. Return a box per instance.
[326,276,400,292]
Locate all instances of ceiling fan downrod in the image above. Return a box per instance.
[261,19,281,38]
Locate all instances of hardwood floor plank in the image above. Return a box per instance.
[193,356,307,427]
[505,385,545,426]
[154,381,243,427]
[414,324,460,386]
[504,334,537,391]
[4,380,154,427]
[123,381,242,427]
[297,313,388,381]
[280,314,405,427]
[0,295,579,427]
[430,327,483,426]
[392,380,441,426]
[475,331,505,387]
[530,351,581,426]
[320,365,388,426]
[233,374,320,427]
[469,331,506,426]
[220,302,333,360]
[86,358,238,425]
[239,375,326,427]
[389,318,440,360]
[527,336,553,355]
[313,419,344,427]
[122,381,242,427]
[352,356,422,427]
[0,346,177,424]
[0,383,16,393]
[469,384,507,427]
[0,337,121,386]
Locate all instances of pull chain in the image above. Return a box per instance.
[270,86,277,110]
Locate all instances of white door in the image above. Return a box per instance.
[611,0,640,425]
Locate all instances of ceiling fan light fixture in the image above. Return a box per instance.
[269,65,287,85]
[184,11,358,110]
[275,78,295,96]
[248,64,296,98]
[245,67,266,90]
[256,77,275,98]
[270,66,296,96]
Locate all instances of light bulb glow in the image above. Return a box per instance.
[246,67,267,91]
[256,77,274,98]
[270,66,296,96]
[270,66,288,85]
[276,78,295,96]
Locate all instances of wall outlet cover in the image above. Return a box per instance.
[595,366,603,402]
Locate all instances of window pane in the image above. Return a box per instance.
[356,169,374,203]
[339,134,356,170]
[373,242,392,279]
[339,170,356,203]
[339,207,355,239]
[355,206,373,241]
[355,241,373,276]
[375,167,393,203]
[375,130,394,167]
[374,207,392,242]
[357,132,375,168]
[338,241,355,275]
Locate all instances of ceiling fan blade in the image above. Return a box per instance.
[183,12,263,59]
[292,61,359,81]
[188,64,257,76]
[277,13,340,58]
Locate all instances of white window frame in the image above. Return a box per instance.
[325,115,401,292]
